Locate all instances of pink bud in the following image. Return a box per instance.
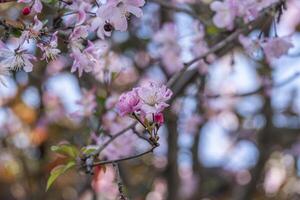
[154,113,164,125]
[22,7,31,15]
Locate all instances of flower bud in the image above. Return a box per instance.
[22,7,31,15]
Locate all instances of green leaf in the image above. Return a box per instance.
[46,161,76,191]
[81,147,97,155]
[207,25,219,36]
[51,144,79,159]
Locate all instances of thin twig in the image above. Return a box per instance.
[149,0,208,25]
[206,71,300,99]
[93,147,156,166]
[91,122,137,157]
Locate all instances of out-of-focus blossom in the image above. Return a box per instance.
[183,114,203,135]
[91,166,118,199]
[0,64,10,85]
[210,0,278,29]
[70,41,103,77]
[239,34,264,60]
[98,111,137,159]
[153,23,183,74]
[72,88,97,118]
[239,35,293,61]
[261,36,294,61]
[210,0,238,29]
[42,92,65,122]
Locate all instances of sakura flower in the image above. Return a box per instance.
[0,41,36,72]
[20,15,43,43]
[70,41,105,77]
[18,0,42,13]
[99,0,145,31]
[210,0,238,29]
[69,25,89,52]
[116,90,141,116]
[137,82,173,115]
[90,10,113,40]
[63,0,92,26]
[20,16,43,45]
[37,32,61,62]
[261,36,294,61]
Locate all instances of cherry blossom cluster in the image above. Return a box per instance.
[0,0,145,82]
[210,0,278,29]
[116,82,172,143]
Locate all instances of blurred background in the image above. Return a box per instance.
[1,0,300,200]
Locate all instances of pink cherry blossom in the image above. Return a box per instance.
[137,82,173,115]
[98,0,145,31]
[210,0,238,29]
[261,36,294,60]
[37,32,61,62]
[20,15,43,43]
[116,90,141,116]
[70,41,102,77]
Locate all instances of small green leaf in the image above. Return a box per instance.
[81,147,97,155]
[46,161,76,191]
[51,144,79,159]
[207,25,219,36]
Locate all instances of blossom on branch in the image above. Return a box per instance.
[116,82,172,127]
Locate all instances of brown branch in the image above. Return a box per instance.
[206,71,300,99]
[149,0,209,25]
[90,122,137,157]
[113,163,127,200]
[167,0,282,90]
[92,146,156,166]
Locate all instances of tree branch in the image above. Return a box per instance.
[92,147,156,166]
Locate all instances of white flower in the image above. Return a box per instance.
[0,41,36,72]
